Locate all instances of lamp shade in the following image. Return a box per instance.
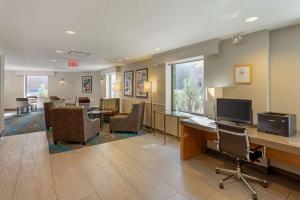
[113,82,121,91]
[144,81,152,92]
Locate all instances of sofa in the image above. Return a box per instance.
[110,102,145,133]
[99,98,120,122]
[51,107,99,145]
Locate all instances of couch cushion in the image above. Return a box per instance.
[101,99,117,110]
[52,99,66,108]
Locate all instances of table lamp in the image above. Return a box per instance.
[112,82,121,97]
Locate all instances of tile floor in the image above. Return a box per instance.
[0,131,299,200]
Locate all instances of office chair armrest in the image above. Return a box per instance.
[251,145,262,151]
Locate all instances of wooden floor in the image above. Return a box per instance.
[0,131,299,200]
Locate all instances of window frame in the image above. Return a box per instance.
[171,59,205,115]
[25,75,49,98]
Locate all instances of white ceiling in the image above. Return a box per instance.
[1,0,300,71]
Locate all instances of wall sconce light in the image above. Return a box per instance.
[59,78,65,86]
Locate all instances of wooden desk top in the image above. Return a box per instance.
[154,110,191,118]
[181,117,300,156]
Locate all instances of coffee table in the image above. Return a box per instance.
[87,110,103,129]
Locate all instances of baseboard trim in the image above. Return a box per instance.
[205,148,300,182]
[4,108,16,111]
[269,166,300,183]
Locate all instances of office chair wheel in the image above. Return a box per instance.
[262,181,268,188]
[252,193,258,200]
[219,182,224,189]
[215,169,220,174]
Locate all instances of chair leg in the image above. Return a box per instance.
[242,173,268,187]
[216,164,267,200]
[240,174,258,200]
[216,167,236,175]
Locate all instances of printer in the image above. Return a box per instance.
[257,112,296,137]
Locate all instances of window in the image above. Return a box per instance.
[106,72,116,98]
[26,76,48,97]
[172,60,204,114]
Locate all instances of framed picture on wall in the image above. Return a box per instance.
[82,76,92,93]
[135,68,148,98]
[234,64,252,84]
[124,71,134,96]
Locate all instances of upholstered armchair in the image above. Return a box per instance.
[99,98,120,122]
[51,107,99,145]
[44,99,66,129]
[78,97,91,110]
[44,102,53,129]
[110,102,145,133]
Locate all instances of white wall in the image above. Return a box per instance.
[4,71,102,109]
[0,55,4,133]
[270,25,300,128]
[205,30,270,123]
[4,71,24,109]
[48,71,101,106]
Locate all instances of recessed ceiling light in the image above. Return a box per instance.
[50,59,56,62]
[154,48,160,51]
[65,30,76,35]
[245,16,259,23]
[118,59,123,62]
[56,50,63,53]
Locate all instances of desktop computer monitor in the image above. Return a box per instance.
[216,98,253,125]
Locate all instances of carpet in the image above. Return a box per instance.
[3,109,145,154]
[3,109,46,136]
[46,124,146,154]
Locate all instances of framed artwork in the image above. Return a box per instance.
[234,65,252,84]
[124,71,134,96]
[82,76,92,93]
[135,68,148,98]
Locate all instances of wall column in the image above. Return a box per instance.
[0,55,4,134]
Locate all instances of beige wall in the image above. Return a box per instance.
[115,59,166,129]
[205,30,270,123]
[270,25,300,128]
[4,71,102,109]
[0,55,4,133]
[4,71,25,109]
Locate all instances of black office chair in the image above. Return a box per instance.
[215,122,267,200]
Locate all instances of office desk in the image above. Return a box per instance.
[153,110,190,145]
[180,117,300,169]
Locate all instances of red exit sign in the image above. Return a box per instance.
[68,59,79,68]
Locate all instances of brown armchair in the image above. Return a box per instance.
[110,102,145,133]
[44,102,53,129]
[99,98,120,122]
[51,107,99,145]
[44,100,66,129]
